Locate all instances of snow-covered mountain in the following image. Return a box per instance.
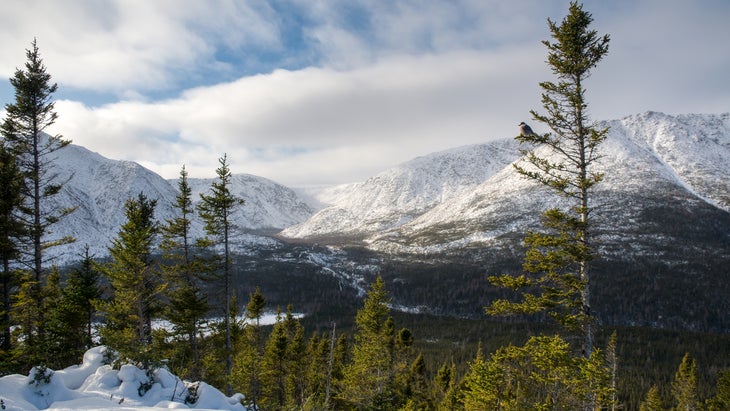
[280,139,521,239]
[45,143,317,262]
[41,111,730,267]
[33,111,730,331]
[282,112,730,258]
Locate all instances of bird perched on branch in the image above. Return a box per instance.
[518,122,537,137]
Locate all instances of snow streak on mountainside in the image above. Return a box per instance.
[280,139,521,239]
[45,143,317,262]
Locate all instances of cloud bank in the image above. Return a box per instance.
[0,0,727,186]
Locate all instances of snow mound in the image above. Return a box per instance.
[0,346,246,411]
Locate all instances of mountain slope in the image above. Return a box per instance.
[278,112,730,256]
[45,144,317,261]
[280,139,521,240]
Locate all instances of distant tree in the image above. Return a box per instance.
[32,250,100,371]
[404,353,432,410]
[606,331,620,410]
[260,309,289,410]
[640,385,665,411]
[328,332,350,409]
[486,1,610,358]
[671,353,700,411]
[197,153,243,396]
[707,369,730,411]
[339,276,399,410]
[0,142,25,355]
[1,40,75,352]
[97,193,163,369]
[433,360,457,409]
[461,335,611,410]
[59,246,102,351]
[234,287,266,410]
[40,266,74,369]
[284,307,307,408]
[304,331,333,409]
[160,165,209,380]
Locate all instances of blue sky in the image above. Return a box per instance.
[0,0,728,186]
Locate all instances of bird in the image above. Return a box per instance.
[518,122,537,137]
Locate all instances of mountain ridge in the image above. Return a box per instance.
[44,111,730,261]
[27,111,730,332]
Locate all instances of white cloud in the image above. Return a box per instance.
[51,47,547,185]
[0,0,281,94]
[4,0,729,187]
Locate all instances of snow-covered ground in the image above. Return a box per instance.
[0,346,246,411]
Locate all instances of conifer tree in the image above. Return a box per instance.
[40,266,75,369]
[328,332,350,409]
[486,1,610,358]
[233,287,266,409]
[284,307,307,408]
[405,353,432,410]
[304,331,332,409]
[461,335,610,410]
[1,39,75,353]
[260,309,289,410]
[10,271,41,368]
[97,193,163,369]
[160,165,208,380]
[339,276,398,410]
[0,142,24,356]
[59,246,102,352]
[606,331,619,410]
[671,353,699,411]
[433,361,455,407]
[640,385,665,411]
[707,369,730,411]
[198,154,243,395]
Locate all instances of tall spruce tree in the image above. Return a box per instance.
[1,39,75,355]
[160,165,209,380]
[486,1,610,357]
[97,193,163,369]
[197,153,243,396]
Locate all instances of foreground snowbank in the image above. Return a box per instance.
[0,346,246,410]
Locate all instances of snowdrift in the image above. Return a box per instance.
[0,346,245,411]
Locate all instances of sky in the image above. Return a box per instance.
[0,0,728,187]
